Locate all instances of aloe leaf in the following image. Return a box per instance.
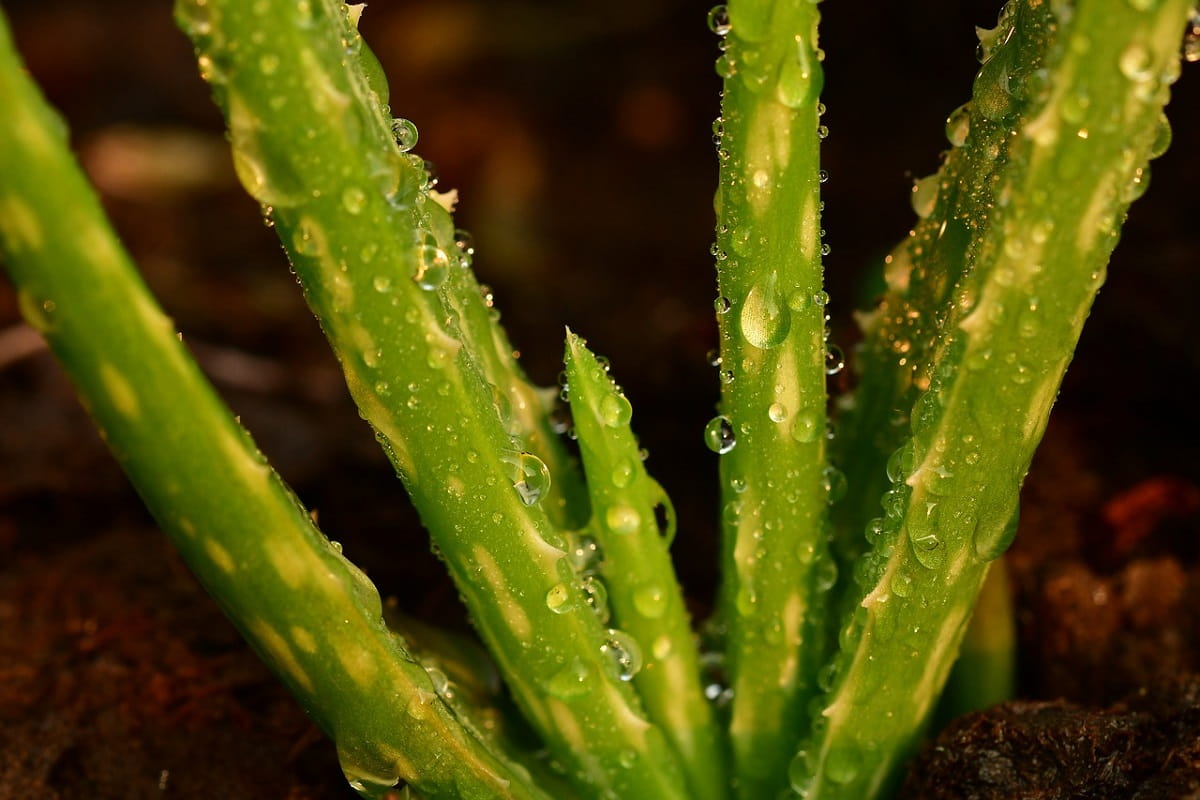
[174,0,689,796]
[934,556,1016,724]
[708,1,835,795]
[828,2,1058,593]
[0,12,554,800]
[793,2,1194,797]
[563,331,728,800]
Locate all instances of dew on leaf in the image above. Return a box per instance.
[704,415,737,454]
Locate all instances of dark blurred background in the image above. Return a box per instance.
[0,1,1198,795]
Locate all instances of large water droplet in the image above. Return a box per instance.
[740,274,790,349]
[945,103,971,147]
[228,96,302,207]
[1185,11,1200,62]
[176,0,213,37]
[788,750,816,795]
[582,574,610,623]
[414,234,450,290]
[1149,112,1173,159]
[776,36,822,108]
[973,53,1015,121]
[704,415,737,454]
[546,582,575,614]
[547,659,595,699]
[706,4,731,36]
[909,528,945,569]
[1118,42,1154,83]
[973,500,1020,561]
[826,743,861,785]
[341,186,366,215]
[502,451,551,506]
[792,409,821,443]
[825,344,846,376]
[823,465,847,503]
[337,744,400,795]
[633,584,667,619]
[292,216,327,257]
[599,393,633,427]
[605,504,641,535]
[391,117,418,152]
[910,174,940,219]
[601,458,633,492]
[602,629,643,681]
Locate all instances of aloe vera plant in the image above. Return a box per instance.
[0,0,1195,798]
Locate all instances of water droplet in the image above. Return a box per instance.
[633,584,667,619]
[228,97,302,207]
[973,53,1015,121]
[792,409,821,443]
[391,117,418,152]
[422,159,439,188]
[818,169,830,183]
[814,557,838,592]
[817,124,830,140]
[177,0,213,37]
[1122,166,1151,202]
[341,186,366,214]
[714,55,739,81]
[546,582,575,613]
[599,393,633,427]
[1186,12,1200,62]
[886,443,915,483]
[706,4,731,36]
[824,344,845,375]
[704,415,737,454]
[547,659,595,699]
[453,228,475,267]
[945,103,971,147]
[776,35,822,108]
[973,505,1019,561]
[1149,113,1173,159]
[414,234,450,290]
[826,743,861,785]
[372,275,392,293]
[812,290,830,307]
[752,169,770,189]
[719,369,735,385]
[909,529,945,568]
[1118,42,1154,83]
[424,665,452,699]
[823,465,847,503]
[337,744,401,794]
[735,584,757,615]
[740,275,790,349]
[714,295,731,315]
[911,174,940,219]
[292,216,327,257]
[605,504,641,535]
[788,750,816,794]
[502,451,551,506]
[768,402,787,423]
[582,574,610,623]
[602,629,643,681]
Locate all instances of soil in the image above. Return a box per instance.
[2,1,1199,798]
